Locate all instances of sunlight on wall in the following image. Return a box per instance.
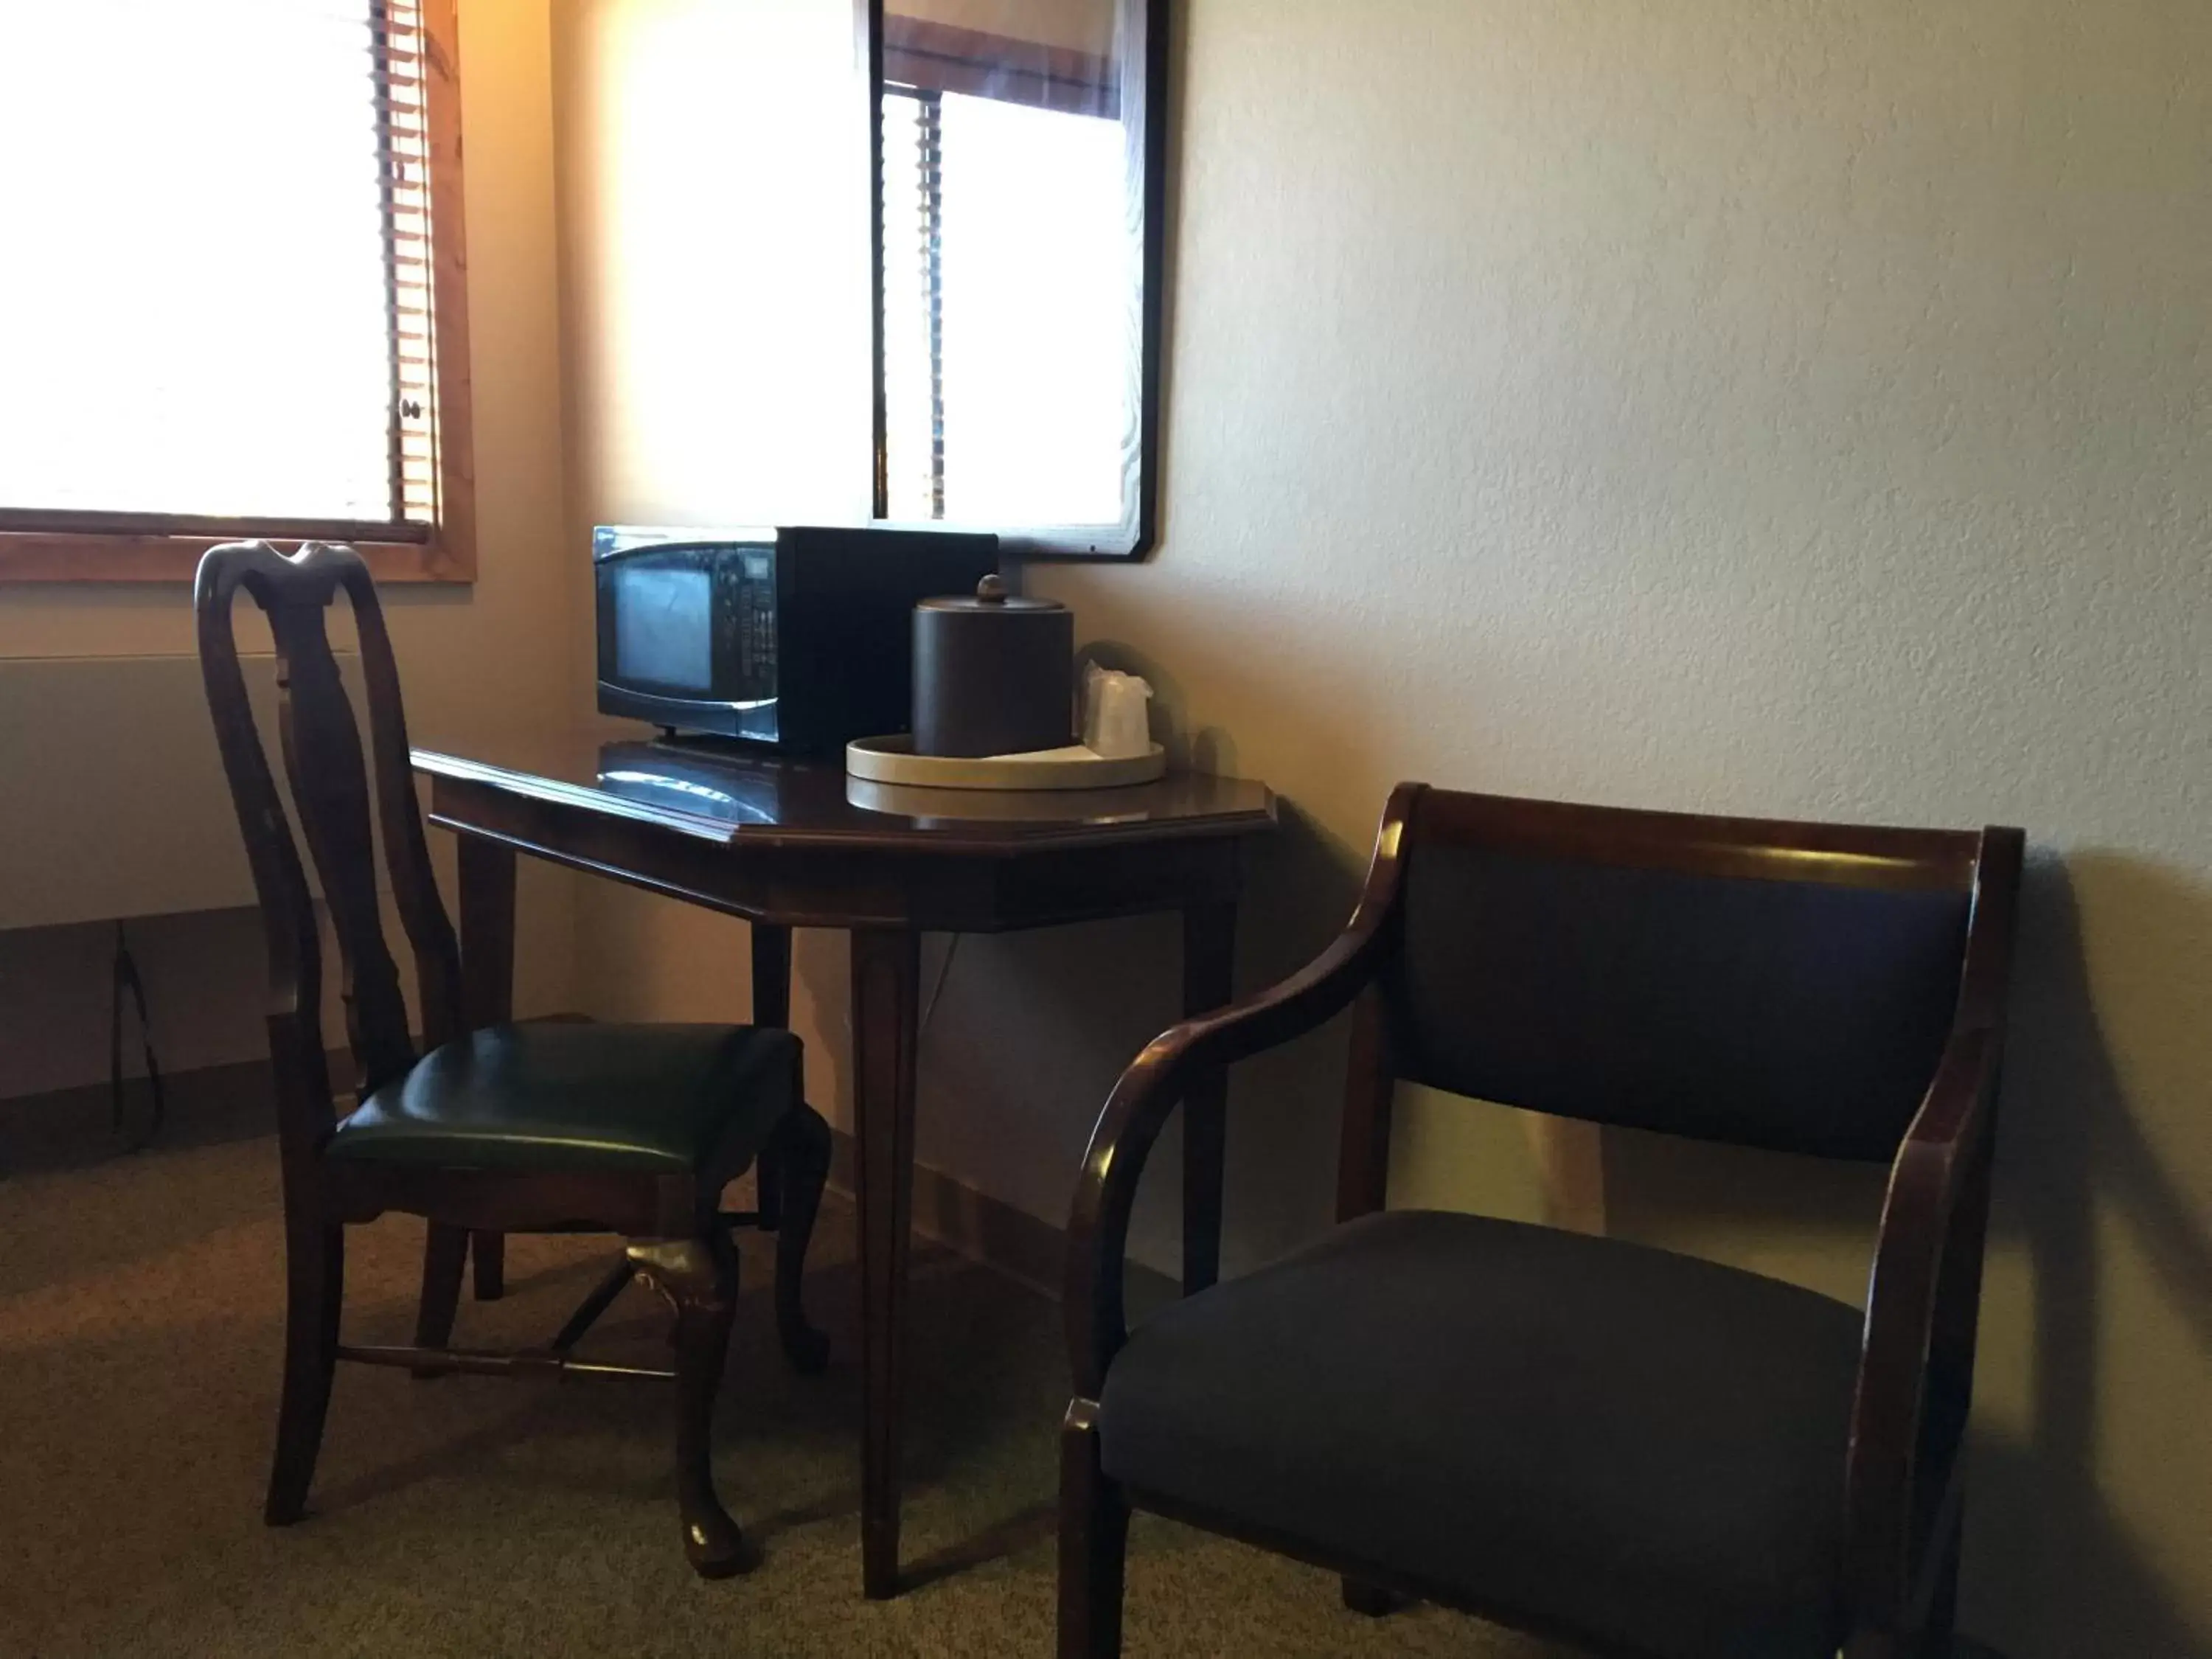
[557,0,872,530]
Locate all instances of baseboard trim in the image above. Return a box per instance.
[0,1053,279,1175]
[0,1026,577,1177]
[825,1128,1079,1301]
[4,1053,1137,1315]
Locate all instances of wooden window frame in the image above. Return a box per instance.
[0,0,476,585]
[883,18,1119,117]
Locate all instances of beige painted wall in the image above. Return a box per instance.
[1012,5,2208,1654]
[554,1,2210,1652]
[548,0,874,1117]
[0,0,581,1098]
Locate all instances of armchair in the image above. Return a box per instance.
[1061,784,2021,1658]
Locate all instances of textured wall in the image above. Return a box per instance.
[547,0,874,1121]
[1006,2,2207,1652]
[548,1,2209,1650]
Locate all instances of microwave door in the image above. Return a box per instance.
[616,563,715,692]
[596,544,779,742]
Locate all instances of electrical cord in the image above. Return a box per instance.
[110,921,166,1153]
[918,933,962,1043]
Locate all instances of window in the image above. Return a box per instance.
[877,4,1145,542]
[880,83,1130,527]
[0,0,473,582]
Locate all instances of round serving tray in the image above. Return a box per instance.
[846,734,1166,792]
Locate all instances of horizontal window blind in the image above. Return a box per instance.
[0,0,440,536]
[880,84,1132,527]
[380,0,442,534]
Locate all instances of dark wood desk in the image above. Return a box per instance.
[410,728,1276,1596]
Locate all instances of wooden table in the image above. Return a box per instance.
[410,728,1277,1597]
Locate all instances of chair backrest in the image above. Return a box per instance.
[195,542,463,1153]
[1381,789,2015,1162]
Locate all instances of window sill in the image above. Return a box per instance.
[0,531,474,584]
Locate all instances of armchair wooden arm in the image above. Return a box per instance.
[1846,1022,1997,1643]
[1064,785,1422,1396]
[1057,788,2025,1659]
[1845,825,2020,1653]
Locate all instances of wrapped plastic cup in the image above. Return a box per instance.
[1083,666,1154,760]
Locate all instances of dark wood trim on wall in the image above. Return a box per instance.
[0,1053,304,1175]
[828,1126,1110,1301]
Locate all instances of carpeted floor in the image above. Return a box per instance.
[0,1098,1559,1659]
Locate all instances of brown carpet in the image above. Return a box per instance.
[0,1099,1555,1659]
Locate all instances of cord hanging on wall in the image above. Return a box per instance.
[109,922,165,1153]
[919,933,962,1044]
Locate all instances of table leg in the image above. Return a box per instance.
[1180,900,1237,1295]
[849,927,919,1599]
[459,835,515,1302]
[750,925,795,1228]
[751,923,792,1028]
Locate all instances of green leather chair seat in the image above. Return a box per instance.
[328,1023,800,1177]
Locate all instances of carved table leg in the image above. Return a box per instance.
[1180,900,1237,1295]
[751,924,793,1229]
[751,922,792,1027]
[851,927,920,1599]
[629,1234,751,1578]
[459,834,516,1302]
[771,1103,832,1374]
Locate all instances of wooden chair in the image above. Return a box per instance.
[195,540,832,1576]
[1061,785,2023,1658]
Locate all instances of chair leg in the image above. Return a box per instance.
[629,1234,754,1579]
[1343,1578,1404,1617]
[1919,1519,1964,1658]
[472,1231,505,1301]
[411,1221,469,1380]
[754,1140,785,1232]
[265,1220,343,1526]
[770,1105,832,1374]
[1059,1399,1129,1659]
[549,1254,637,1353]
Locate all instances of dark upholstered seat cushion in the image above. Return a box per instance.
[1098,1209,1863,1659]
[328,1023,799,1177]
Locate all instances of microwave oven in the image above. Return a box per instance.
[594,524,999,752]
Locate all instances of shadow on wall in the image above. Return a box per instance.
[1074,637,1247,778]
[1601,849,2212,1658]
[1203,794,1378,1273]
[773,754,2212,1655]
[744,624,1391,1282]
[1009,790,1377,1278]
[792,926,852,1128]
[786,723,1381,1284]
[1065,653,1386,1271]
[1964,851,2212,1659]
